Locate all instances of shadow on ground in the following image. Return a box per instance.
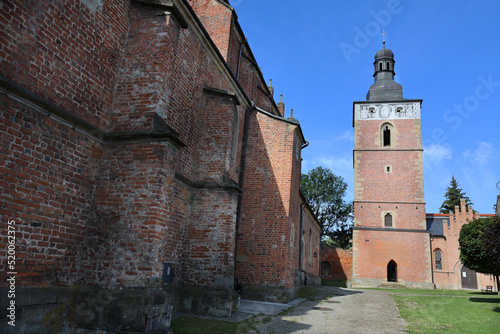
[172,286,363,334]
[469,297,500,304]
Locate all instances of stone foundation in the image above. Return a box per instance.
[0,286,173,334]
[240,285,296,303]
[294,269,322,287]
[177,283,240,317]
[352,277,435,289]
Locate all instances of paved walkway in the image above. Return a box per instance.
[250,287,407,334]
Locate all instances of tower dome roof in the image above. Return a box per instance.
[375,46,394,59]
[366,44,403,101]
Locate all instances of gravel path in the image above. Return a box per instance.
[253,287,407,334]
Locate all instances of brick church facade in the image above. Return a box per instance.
[0,0,320,332]
[351,42,497,291]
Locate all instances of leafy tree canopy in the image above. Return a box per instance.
[483,217,500,276]
[439,176,473,214]
[459,217,500,291]
[301,166,353,249]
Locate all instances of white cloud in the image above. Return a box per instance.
[462,141,495,166]
[423,144,453,162]
[338,130,355,142]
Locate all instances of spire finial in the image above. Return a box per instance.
[380,29,388,48]
[279,94,283,103]
[290,108,294,118]
[269,78,272,86]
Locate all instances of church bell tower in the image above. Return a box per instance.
[351,42,434,288]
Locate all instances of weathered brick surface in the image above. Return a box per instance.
[1,0,319,306]
[302,205,321,277]
[352,108,432,287]
[321,248,353,281]
[0,0,130,128]
[0,97,100,286]
[353,229,432,284]
[235,111,306,288]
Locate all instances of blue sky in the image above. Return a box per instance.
[233,0,500,214]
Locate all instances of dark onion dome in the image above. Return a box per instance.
[375,46,394,59]
[366,44,404,101]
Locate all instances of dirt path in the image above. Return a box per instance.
[253,287,407,334]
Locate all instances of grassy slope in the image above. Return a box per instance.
[392,294,500,333]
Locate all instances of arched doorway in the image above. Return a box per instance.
[387,260,397,282]
[321,261,331,276]
[461,266,477,289]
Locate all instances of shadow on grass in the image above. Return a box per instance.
[467,291,499,296]
[494,307,500,313]
[469,297,500,304]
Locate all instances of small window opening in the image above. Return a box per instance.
[386,166,391,173]
[383,126,391,147]
[384,213,392,227]
[386,61,390,70]
[379,63,383,71]
[435,250,442,270]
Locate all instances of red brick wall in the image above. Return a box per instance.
[354,119,425,205]
[353,230,432,284]
[1,0,310,297]
[302,210,320,276]
[235,112,301,288]
[187,0,233,62]
[0,97,101,286]
[0,0,246,289]
[321,248,353,281]
[0,0,130,128]
[352,112,432,287]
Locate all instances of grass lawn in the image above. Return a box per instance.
[373,287,499,298]
[392,294,500,333]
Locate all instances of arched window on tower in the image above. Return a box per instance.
[383,126,391,147]
[384,213,393,227]
[379,62,383,71]
[434,249,443,270]
[387,61,390,70]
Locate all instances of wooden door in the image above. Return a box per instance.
[461,266,477,289]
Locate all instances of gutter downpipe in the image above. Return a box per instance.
[234,102,255,268]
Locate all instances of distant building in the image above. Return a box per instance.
[351,42,433,289]
[351,44,497,292]
[427,200,496,290]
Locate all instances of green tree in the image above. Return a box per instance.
[459,217,500,292]
[439,176,473,213]
[301,166,353,249]
[483,217,500,292]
